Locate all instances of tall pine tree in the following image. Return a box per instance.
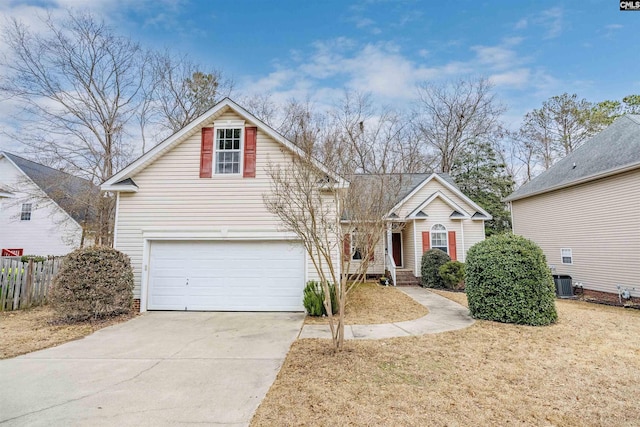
[451,141,514,236]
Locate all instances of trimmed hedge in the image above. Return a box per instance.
[420,249,451,288]
[439,261,465,290]
[49,246,134,321]
[303,281,338,316]
[465,234,557,326]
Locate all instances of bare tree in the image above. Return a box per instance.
[149,51,233,135]
[330,91,413,174]
[0,11,150,244]
[264,156,401,350]
[414,77,505,173]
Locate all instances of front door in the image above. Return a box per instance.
[392,233,402,267]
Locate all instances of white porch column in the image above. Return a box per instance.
[385,222,392,270]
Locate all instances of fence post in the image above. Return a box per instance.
[24,259,34,308]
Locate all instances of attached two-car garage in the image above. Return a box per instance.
[147,240,306,311]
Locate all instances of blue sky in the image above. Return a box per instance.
[1,0,638,130]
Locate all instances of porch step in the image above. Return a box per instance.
[395,270,420,287]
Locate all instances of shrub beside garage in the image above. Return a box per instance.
[49,246,134,321]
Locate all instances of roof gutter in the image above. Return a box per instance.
[504,161,640,202]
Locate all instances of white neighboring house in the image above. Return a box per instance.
[0,152,95,256]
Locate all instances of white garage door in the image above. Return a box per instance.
[148,240,305,311]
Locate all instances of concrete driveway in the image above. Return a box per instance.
[0,311,304,427]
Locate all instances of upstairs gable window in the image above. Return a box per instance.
[215,128,242,174]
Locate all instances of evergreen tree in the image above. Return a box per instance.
[451,141,514,236]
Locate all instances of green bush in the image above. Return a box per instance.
[420,249,451,288]
[21,255,47,263]
[49,246,134,321]
[439,261,465,290]
[303,281,338,316]
[465,234,557,326]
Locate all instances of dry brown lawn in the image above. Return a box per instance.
[253,291,640,426]
[0,306,135,359]
[304,282,428,325]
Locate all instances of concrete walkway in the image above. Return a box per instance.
[299,287,474,340]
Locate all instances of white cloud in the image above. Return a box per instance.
[539,7,563,38]
[514,18,528,30]
[489,69,530,88]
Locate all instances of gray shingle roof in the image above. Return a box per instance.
[2,152,98,224]
[350,172,459,206]
[505,115,640,202]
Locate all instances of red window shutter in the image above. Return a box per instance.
[343,234,351,261]
[422,231,430,253]
[243,126,257,178]
[368,235,375,261]
[200,127,213,178]
[448,231,457,261]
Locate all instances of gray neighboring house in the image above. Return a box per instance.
[505,115,640,299]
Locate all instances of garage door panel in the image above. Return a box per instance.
[148,240,305,311]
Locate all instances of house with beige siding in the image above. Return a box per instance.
[345,173,491,285]
[102,98,490,312]
[505,115,640,300]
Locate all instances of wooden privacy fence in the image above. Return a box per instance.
[0,257,64,311]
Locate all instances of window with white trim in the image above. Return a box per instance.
[431,224,448,254]
[561,248,573,265]
[215,128,242,174]
[21,203,32,221]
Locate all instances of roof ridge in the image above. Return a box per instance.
[2,151,93,183]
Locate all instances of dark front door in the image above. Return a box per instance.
[392,233,402,267]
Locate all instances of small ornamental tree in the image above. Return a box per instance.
[421,249,451,288]
[465,234,557,326]
[49,246,134,321]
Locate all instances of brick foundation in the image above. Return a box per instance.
[133,298,141,312]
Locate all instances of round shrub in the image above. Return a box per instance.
[438,261,465,290]
[465,234,557,326]
[421,249,451,288]
[49,246,134,321]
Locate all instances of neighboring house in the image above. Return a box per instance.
[102,98,490,313]
[0,152,95,256]
[505,115,640,299]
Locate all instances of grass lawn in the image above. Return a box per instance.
[0,306,135,359]
[304,281,428,325]
[253,290,640,426]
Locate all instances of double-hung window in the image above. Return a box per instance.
[215,128,242,174]
[20,203,32,221]
[351,232,363,260]
[431,224,448,254]
[561,248,573,265]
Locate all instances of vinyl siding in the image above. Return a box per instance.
[511,168,640,297]
[116,109,339,296]
[394,178,486,276]
[402,221,416,274]
[396,179,478,218]
[341,227,386,275]
[0,157,81,255]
